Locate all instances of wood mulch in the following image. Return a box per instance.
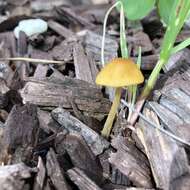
[0,0,190,190]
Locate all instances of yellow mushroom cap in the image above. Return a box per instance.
[96,58,144,87]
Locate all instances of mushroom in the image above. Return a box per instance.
[96,58,144,138]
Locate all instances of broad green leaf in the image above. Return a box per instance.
[120,0,155,20]
[157,0,177,25]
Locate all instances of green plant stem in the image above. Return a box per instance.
[129,0,190,125]
[101,87,122,138]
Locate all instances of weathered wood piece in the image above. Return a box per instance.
[109,136,153,188]
[20,77,111,119]
[48,20,75,40]
[170,174,190,190]
[52,107,110,155]
[163,48,190,72]
[38,109,61,134]
[33,64,48,80]
[46,148,70,190]
[0,79,9,108]
[159,96,190,123]
[31,0,69,12]
[73,43,94,83]
[33,157,46,190]
[0,163,34,190]
[84,30,118,63]
[63,134,103,184]
[149,101,184,127]
[51,40,73,62]
[134,54,158,70]
[67,167,102,190]
[114,188,155,190]
[128,31,154,56]
[55,6,95,28]
[137,108,189,190]
[3,104,38,149]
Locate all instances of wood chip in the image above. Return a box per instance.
[33,157,46,190]
[63,133,103,184]
[48,20,75,40]
[84,30,118,63]
[109,149,153,188]
[0,163,34,190]
[67,167,102,190]
[73,43,94,83]
[46,148,70,190]
[52,107,110,156]
[137,108,189,190]
[3,104,38,151]
[20,77,111,119]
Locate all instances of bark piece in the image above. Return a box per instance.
[67,167,102,190]
[48,20,75,40]
[33,64,48,80]
[0,163,34,190]
[20,77,111,119]
[149,101,184,127]
[109,150,153,188]
[163,48,190,72]
[128,31,154,56]
[3,104,38,150]
[55,6,95,28]
[52,40,73,62]
[52,107,110,155]
[46,148,70,190]
[137,108,189,190]
[38,109,61,134]
[159,96,190,123]
[84,30,118,63]
[73,43,94,83]
[171,174,190,190]
[33,157,46,190]
[64,134,103,184]
[31,0,69,12]
[114,188,155,190]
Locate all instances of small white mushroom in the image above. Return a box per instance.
[14,19,48,39]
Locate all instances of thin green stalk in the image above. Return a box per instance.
[127,47,141,121]
[130,0,190,125]
[171,37,190,54]
[142,0,190,98]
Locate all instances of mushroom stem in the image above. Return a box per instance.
[101,87,122,138]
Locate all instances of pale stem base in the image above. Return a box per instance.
[101,87,122,138]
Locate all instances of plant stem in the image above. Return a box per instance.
[129,0,190,125]
[101,87,122,138]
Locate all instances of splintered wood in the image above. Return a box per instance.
[20,77,111,119]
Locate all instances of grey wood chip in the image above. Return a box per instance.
[160,97,190,123]
[63,133,103,184]
[165,88,190,113]
[109,149,153,188]
[0,163,34,190]
[20,78,111,118]
[48,20,75,40]
[33,157,46,190]
[84,30,118,63]
[137,108,189,190]
[52,107,109,155]
[46,148,70,190]
[73,43,94,83]
[67,167,102,190]
[163,49,190,72]
[149,101,184,127]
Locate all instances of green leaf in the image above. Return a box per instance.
[157,0,177,25]
[120,0,155,20]
[171,37,190,54]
